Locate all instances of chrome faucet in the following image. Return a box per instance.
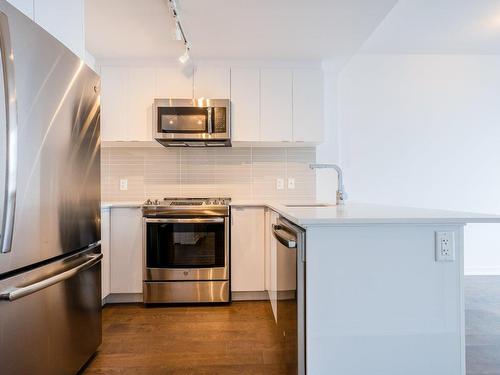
[309,163,348,205]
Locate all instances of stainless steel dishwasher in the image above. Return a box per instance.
[272,217,306,375]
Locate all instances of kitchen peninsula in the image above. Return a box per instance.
[263,202,500,375]
[102,199,500,375]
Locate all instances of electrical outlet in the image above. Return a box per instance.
[119,179,128,191]
[435,231,455,262]
[288,178,295,190]
[276,178,284,190]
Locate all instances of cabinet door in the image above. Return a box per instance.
[110,208,143,294]
[33,0,85,58]
[264,209,271,291]
[260,68,293,142]
[101,208,111,299]
[293,68,324,143]
[231,207,265,292]
[269,210,280,322]
[7,0,34,18]
[156,66,193,99]
[231,67,260,142]
[127,67,155,141]
[193,66,230,98]
[101,66,128,141]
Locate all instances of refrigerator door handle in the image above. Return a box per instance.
[0,11,17,254]
[0,253,102,301]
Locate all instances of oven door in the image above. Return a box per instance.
[144,217,229,281]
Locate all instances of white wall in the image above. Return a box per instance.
[316,59,341,202]
[338,54,500,274]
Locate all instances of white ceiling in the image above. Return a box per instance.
[360,0,500,54]
[85,0,397,61]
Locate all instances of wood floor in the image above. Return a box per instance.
[81,301,290,375]
[82,277,500,374]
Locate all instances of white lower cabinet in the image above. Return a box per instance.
[101,208,111,299]
[230,207,265,292]
[264,207,280,320]
[110,208,143,294]
[268,209,280,321]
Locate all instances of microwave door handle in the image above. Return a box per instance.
[207,107,213,134]
[0,12,17,254]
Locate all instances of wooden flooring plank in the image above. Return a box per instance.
[81,301,288,375]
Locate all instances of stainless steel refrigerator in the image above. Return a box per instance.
[0,1,102,374]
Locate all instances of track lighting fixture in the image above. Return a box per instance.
[178,46,190,64]
[166,0,191,64]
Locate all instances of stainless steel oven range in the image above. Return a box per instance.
[142,198,231,303]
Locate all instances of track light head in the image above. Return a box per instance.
[179,47,190,64]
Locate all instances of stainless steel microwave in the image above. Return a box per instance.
[153,98,231,147]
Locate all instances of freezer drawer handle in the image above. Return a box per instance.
[272,224,297,248]
[0,253,102,301]
[0,12,18,254]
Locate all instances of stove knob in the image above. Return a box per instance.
[153,199,160,205]
[145,199,152,205]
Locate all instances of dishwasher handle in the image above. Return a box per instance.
[272,224,297,248]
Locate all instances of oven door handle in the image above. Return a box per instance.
[145,218,224,224]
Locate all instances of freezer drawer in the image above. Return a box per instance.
[0,246,102,375]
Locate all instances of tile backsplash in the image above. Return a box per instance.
[101,146,316,202]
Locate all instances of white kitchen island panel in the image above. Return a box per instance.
[305,223,464,375]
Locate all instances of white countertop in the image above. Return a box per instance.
[262,202,500,226]
[102,200,500,227]
[101,201,142,208]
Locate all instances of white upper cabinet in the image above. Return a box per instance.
[156,66,193,99]
[293,68,324,143]
[33,0,85,58]
[260,68,293,142]
[100,64,324,145]
[127,67,155,141]
[230,67,260,142]
[8,0,85,58]
[7,0,34,18]
[101,66,155,142]
[193,66,230,98]
[101,66,128,142]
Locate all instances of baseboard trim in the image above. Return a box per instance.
[465,268,500,276]
[231,291,269,301]
[103,293,143,305]
[102,291,269,304]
